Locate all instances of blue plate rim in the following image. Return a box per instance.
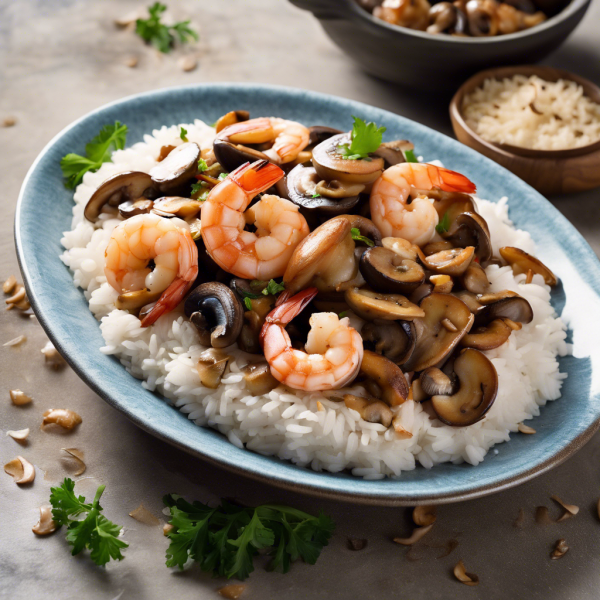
[14,82,600,506]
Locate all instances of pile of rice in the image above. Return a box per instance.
[462,74,600,150]
[60,120,569,479]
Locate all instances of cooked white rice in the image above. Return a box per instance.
[60,120,569,479]
[462,74,600,150]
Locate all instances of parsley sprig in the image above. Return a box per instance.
[49,478,128,567]
[135,3,198,54]
[180,126,188,142]
[435,212,450,234]
[337,116,386,161]
[350,227,374,247]
[60,121,127,189]
[240,280,285,310]
[163,494,334,580]
[404,149,418,163]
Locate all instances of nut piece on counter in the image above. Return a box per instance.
[453,560,479,586]
[10,389,33,406]
[218,584,246,599]
[61,448,86,476]
[32,506,57,535]
[124,55,139,68]
[551,539,569,559]
[41,341,66,369]
[4,455,35,484]
[129,504,160,526]
[2,117,16,127]
[3,335,26,347]
[7,428,30,443]
[3,275,17,294]
[178,55,197,72]
[42,408,82,431]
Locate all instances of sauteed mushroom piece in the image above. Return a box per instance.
[184,283,243,348]
[149,142,201,192]
[361,319,416,364]
[461,262,490,294]
[428,2,461,33]
[345,288,425,321]
[84,171,156,222]
[430,274,453,293]
[119,198,154,218]
[419,246,475,277]
[372,140,415,167]
[422,241,454,256]
[426,189,478,223]
[460,318,512,350]
[237,296,276,354]
[213,138,270,173]
[466,0,499,35]
[431,348,498,426]
[360,246,425,294]
[359,350,409,407]
[445,213,492,262]
[474,291,533,326]
[339,214,383,247]
[420,367,454,396]
[196,349,230,389]
[312,133,384,187]
[344,394,393,427]
[116,289,162,312]
[152,196,202,219]
[499,247,557,286]
[242,362,279,395]
[453,290,483,313]
[382,237,420,262]
[308,126,343,146]
[403,293,474,372]
[215,110,250,133]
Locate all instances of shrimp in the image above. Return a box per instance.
[104,213,198,327]
[218,117,310,164]
[370,162,476,247]
[260,288,364,391]
[201,160,310,280]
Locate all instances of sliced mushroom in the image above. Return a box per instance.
[430,274,453,294]
[118,198,154,218]
[242,363,279,395]
[372,140,414,167]
[445,213,492,262]
[382,237,419,262]
[409,282,434,305]
[196,349,230,389]
[358,350,409,407]
[361,319,416,364]
[360,246,425,294]
[460,318,512,350]
[152,196,202,219]
[308,126,343,146]
[499,247,557,286]
[419,247,475,277]
[426,189,478,224]
[339,215,383,247]
[116,289,162,312]
[453,290,483,313]
[422,241,454,256]
[315,179,365,198]
[84,171,155,222]
[4,455,35,484]
[32,506,57,535]
[215,110,250,133]
[474,292,533,326]
[213,138,269,172]
[184,283,243,348]
[430,348,498,427]
[403,294,474,372]
[149,142,200,192]
[344,394,393,427]
[345,288,425,321]
[420,367,454,396]
[461,262,489,294]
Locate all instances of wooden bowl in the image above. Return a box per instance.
[449,65,600,195]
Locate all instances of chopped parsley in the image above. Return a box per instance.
[218,172,229,181]
[311,192,322,198]
[435,212,451,234]
[350,227,374,247]
[338,311,348,319]
[263,279,285,296]
[163,494,334,580]
[337,116,386,161]
[198,158,208,172]
[60,121,127,189]
[191,180,210,201]
[404,149,418,163]
[244,297,253,311]
[49,478,128,567]
[135,3,198,54]
[180,126,188,142]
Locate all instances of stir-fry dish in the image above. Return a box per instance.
[62,111,567,478]
[358,0,570,37]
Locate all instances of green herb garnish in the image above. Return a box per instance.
[163,494,334,580]
[404,149,418,163]
[218,172,229,181]
[338,311,348,319]
[135,3,198,54]
[350,227,374,247]
[337,116,386,161]
[263,280,285,296]
[435,212,450,234]
[180,126,188,142]
[244,297,253,311]
[60,121,128,189]
[198,158,208,172]
[49,478,128,567]
[311,192,321,198]
[191,180,208,197]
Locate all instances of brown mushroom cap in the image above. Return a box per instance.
[499,246,558,286]
[338,214,383,247]
[360,246,425,294]
[403,293,474,372]
[425,189,478,222]
[460,318,512,350]
[152,196,202,219]
[345,287,425,321]
[474,291,533,326]
[84,171,155,222]
[461,262,490,294]
[446,213,492,262]
[116,289,162,312]
[360,319,416,364]
[149,142,200,192]
[382,237,419,262]
[344,394,393,426]
[431,348,498,426]
[242,362,279,395]
[420,367,454,396]
[359,350,409,407]
[118,198,154,219]
[372,140,414,167]
[419,246,475,277]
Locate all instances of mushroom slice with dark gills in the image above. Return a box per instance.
[460,318,513,351]
[360,246,425,295]
[419,246,475,277]
[403,293,474,372]
[184,282,243,348]
[474,291,533,327]
[420,367,455,396]
[151,196,202,219]
[359,350,409,407]
[345,288,425,321]
[499,246,558,286]
[361,319,416,364]
[431,348,498,426]
[344,394,393,427]
[312,133,384,189]
[465,0,499,36]
[308,126,343,147]
[372,140,415,167]
[445,213,492,262]
[460,261,490,294]
[213,138,270,173]
[84,171,156,222]
[149,142,201,193]
[119,198,154,219]
[116,289,162,312]
[241,362,279,395]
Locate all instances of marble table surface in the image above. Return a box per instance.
[1,1,600,598]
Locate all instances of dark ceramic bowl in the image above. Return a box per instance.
[289,0,592,89]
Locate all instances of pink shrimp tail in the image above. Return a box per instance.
[436,167,477,194]
[259,287,318,347]
[140,275,196,328]
[229,160,284,193]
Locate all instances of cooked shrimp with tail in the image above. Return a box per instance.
[201,160,310,280]
[260,287,364,391]
[370,163,476,246]
[104,213,198,327]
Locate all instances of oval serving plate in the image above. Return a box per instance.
[15,83,600,506]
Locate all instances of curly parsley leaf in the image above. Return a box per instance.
[311,192,321,198]
[180,126,188,142]
[338,311,348,319]
[60,121,127,189]
[135,3,198,54]
[198,158,208,172]
[243,297,253,311]
[435,211,450,234]
[263,279,285,296]
[218,172,228,181]
[350,227,374,247]
[163,495,334,580]
[49,478,127,567]
[190,180,211,201]
[404,149,418,163]
[337,116,386,161]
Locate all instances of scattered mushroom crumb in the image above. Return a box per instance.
[514,508,526,529]
[7,428,30,443]
[10,389,32,406]
[178,55,197,72]
[453,560,479,586]
[3,275,17,294]
[551,495,579,521]
[551,539,569,559]
[535,506,553,525]
[124,55,139,68]
[41,341,66,368]
[518,423,536,434]
[218,584,246,599]
[32,506,57,536]
[3,335,26,347]
[163,523,174,536]
[413,505,437,527]
[129,504,160,526]
[42,408,82,431]
[61,448,86,476]
[2,116,16,127]
[4,455,35,484]
[347,537,368,551]
[393,524,434,546]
